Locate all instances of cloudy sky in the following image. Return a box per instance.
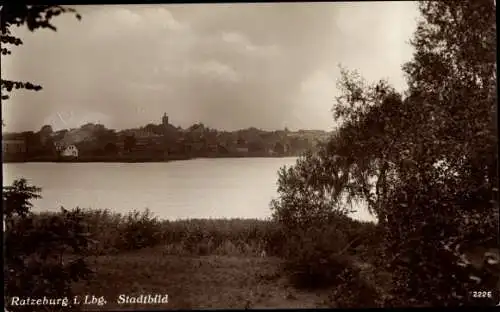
[2,2,420,133]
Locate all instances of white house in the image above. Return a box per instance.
[61,145,79,158]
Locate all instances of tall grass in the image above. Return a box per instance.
[30,208,380,260]
[27,207,386,307]
[32,208,288,257]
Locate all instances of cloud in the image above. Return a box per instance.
[88,6,189,34]
[111,7,143,25]
[291,70,339,130]
[221,31,280,57]
[140,7,188,31]
[2,3,419,132]
[161,59,240,82]
[190,60,240,82]
[332,1,419,91]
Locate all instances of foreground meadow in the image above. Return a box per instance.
[24,207,387,310]
[74,248,333,309]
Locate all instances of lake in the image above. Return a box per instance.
[3,158,376,222]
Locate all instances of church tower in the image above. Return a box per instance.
[162,113,169,127]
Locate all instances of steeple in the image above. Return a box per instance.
[162,113,169,127]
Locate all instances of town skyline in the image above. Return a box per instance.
[1,2,419,133]
[3,108,331,163]
[3,111,333,134]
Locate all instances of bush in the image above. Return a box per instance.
[67,211,280,256]
[116,209,163,250]
[329,266,381,308]
[270,151,384,290]
[4,179,92,312]
[271,1,498,307]
[262,223,287,257]
[75,208,165,254]
[281,225,352,289]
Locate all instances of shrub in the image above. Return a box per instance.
[75,212,280,257]
[262,222,287,257]
[4,179,92,312]
[116,208,163,251]
[329,266,381,308]
[281,224,353,289]
[79,208,122,254]
[271,1,498,307]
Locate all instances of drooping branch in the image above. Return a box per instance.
[0,5,81,102]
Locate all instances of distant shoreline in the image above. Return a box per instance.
[2,154,300,164]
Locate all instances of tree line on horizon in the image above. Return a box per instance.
[3,121,329,161]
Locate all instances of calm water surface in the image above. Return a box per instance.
[3,158,375,222]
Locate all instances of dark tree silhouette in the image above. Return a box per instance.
[272,0,498,307]
[4,180,92,312]
[0,4,81,101]
[2,7,90,312]
[124,135,137,153]
[273,142,285,155]
[104,142,118,155]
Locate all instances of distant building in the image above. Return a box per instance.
[191,142,204,152]
[61,145,79,158]
[136,136,164,149]
[2,139,26,155]
[207,144,219,153]
[131,128,162,139]
[162,113,169,129]
[55,142,66,152]
[235,147,249,153]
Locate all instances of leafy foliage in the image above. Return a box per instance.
[381,0,498,306]
[4,179,92,312]
[281,224,350,288]
[0,4,81,101]
[79,208,285,256]
[116,209,163,251]
[328,266,382,308]
[3,178,41,221]
[271,0,498,307]
[123,135,137,153]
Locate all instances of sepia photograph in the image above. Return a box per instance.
[1,1,499,310]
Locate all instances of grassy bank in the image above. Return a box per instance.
[24,208,387,309]
[71,208,283,257]
[33,208,380,260]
